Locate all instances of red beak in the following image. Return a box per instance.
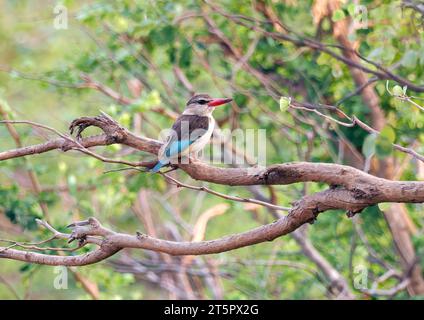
[207,98,233,107]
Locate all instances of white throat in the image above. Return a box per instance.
[182,104,214,117]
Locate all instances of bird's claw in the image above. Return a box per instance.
[67,234,87,246]
[66,218,99,244]
[346,209,363,218]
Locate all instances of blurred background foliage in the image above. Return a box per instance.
[0,0,423,299]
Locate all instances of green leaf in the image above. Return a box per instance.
[367,48,383,62]
[375,125,395,159]
[378,203,391,211]
[118,112,131,127]
[234,93,248,107]
[111,16,129,33]
[167,46,176,63]
[19,263,34,273]
[279,96,291,112]
[392,85,403,96]
[401,50,418,69]
[347,3,356,17]
[332,9,346,22]
[316,53,329,66]
[362,133,377,158]
[38,191,58,206]
[375,136,393,159]
[380,126,396,143]
[150,25,176,46]
[178,39,192,68]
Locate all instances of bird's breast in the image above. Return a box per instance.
[189,117,215,153]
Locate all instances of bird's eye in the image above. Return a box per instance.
[198,99,207,105]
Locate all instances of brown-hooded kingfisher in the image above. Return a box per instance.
[150,93,232,172]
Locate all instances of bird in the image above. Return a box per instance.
[150,93,232,172]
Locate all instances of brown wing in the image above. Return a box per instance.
[171,115,210,140]
[160,115,210,157]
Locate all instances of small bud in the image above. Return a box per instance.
[279,96,291,112]
[392,85,403,96]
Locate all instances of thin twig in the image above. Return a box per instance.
[161,173,290,212]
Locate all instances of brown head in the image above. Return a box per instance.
[184,93,232,116]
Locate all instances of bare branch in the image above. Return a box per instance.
[1,113,424,270]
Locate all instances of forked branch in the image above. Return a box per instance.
[1,114,424,266]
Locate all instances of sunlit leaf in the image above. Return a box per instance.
[380,126,396,143]
[279,96,291,112]
[332,9,346,22]
[362,133,377,158]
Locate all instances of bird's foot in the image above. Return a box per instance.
[136,231,148,241]
[66,217,102,245]
[307,207,320,224]
[346,208,364,218]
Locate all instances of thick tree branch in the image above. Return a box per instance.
[1,114,424,267]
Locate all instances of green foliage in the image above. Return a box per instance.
[0,185,43,230]
[332,9,346,22]
[375,126,396,159]
[362,133,377,158]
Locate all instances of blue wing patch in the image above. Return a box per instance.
[150,159,168,173]
[165,140,194,158]
[151,139,195,173]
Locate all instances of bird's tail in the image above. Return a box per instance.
[150,159,169,173]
